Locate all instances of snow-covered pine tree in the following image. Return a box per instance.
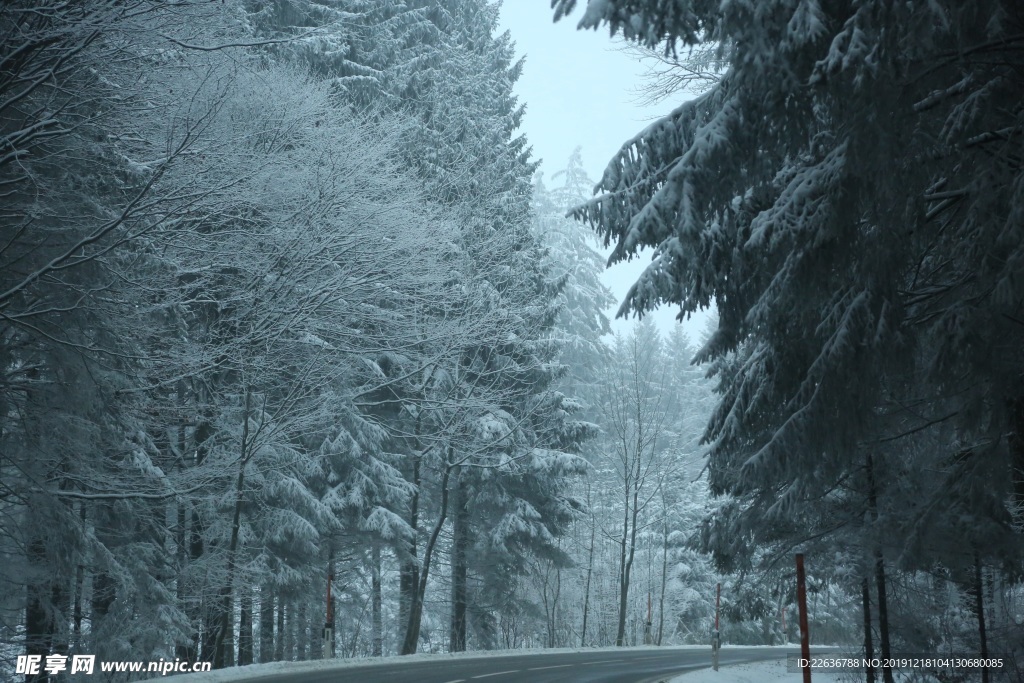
[378,2,600,655]
[236,0,591,657]
[143,62,462,665]
[554,0,1024,664]
[527,151,615,647]
[0,2,265,674]
[241,0,441,109]
[533,149,616,394]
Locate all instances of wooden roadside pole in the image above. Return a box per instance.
[796,554,811,683]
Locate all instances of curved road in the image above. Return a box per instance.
[244,647,790,683]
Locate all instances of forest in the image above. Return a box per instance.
[1,1,1022,682]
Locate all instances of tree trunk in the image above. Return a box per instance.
[274,596,285,661]
[400,438,422,636]
[861,576,875,683]
[310,609,322,661]
[238,587,254,666]
[48,579,68,666]
[259,589,275,663]
[616,484,630,647]
[616,486,641,646]
[580,499,596,647]
[656,506,669,646]
[174,389,192,662]
[874,550,894,683]
[327,550,337,657]
[372,544,383,656]
[284,600,295,661]
[974,553,989,683]
[296,601,308,661]
[72,559,84,643]
[201,600,220,664]
[866,453,894,683]
[73,505,87,648]
[212,386,252,668]
[401,456,452,655]
[552,568,562,647]
[449,474,468,652]
[25,538,53,683]
[175,500,192,661]
[188,505,207,661]
[90,520,117,665]
[1010,396,1024,508]
[191,411,213,661]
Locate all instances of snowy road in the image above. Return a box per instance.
[217,647,791,683]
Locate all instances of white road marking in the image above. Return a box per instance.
[527,664,572,670]
[440,680,465,683]
[586,659,625,664]
[471,671,519,678]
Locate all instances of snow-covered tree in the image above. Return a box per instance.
[0,1,266,673]
[232,0,593,659]
[533,149,615,392]
[554,0,1024,671]
[593,320,675,646]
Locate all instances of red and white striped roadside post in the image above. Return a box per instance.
[323,573,334,659]
[712,582,721,671]
[796,554,811,683]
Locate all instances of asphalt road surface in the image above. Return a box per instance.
[244,647,791,683]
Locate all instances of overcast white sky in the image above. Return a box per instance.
[496,2,713,346]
